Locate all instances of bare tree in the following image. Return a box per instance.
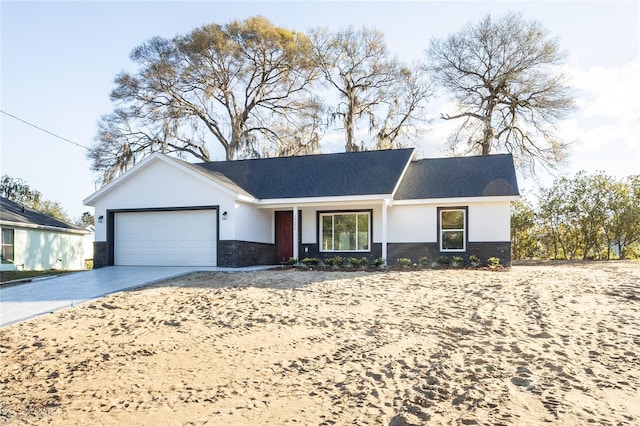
[311,26,430,152]
[90,16,322,185]
[374,63,432,149]
[428,12,575,173]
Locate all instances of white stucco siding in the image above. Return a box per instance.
[91,160,237,241]
[12,228,85,271]
[468,202,511,242]
[387,205,437,243]
[235,202,272,243]
[301,209,316,244]
[387,200,512,243]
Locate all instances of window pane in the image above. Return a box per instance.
[357,214,369,250]
[335,214,356,250]
[442,230,464,250]
[441,210,464,229]
[322,216,333,251]
[2,229,13,245]
[1,229,14,261]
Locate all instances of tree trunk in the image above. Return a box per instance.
[481,103,495,155]
[344,94,357,152]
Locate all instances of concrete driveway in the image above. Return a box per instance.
[0,265,275,328]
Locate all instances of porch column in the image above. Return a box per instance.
[292,206,299,261]
[381,199,388,265]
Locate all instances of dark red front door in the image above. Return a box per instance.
[276,211,293,263]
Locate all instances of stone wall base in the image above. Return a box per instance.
[217,240,277,267]
[93,241,108,269]
[387,242,512,266]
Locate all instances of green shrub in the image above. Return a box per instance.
[436,255,450,266]
[374,257,385,267]
[469,255,481,267]
[288,257,298,265]
[359,257,370,269]
[419,257,430,268]
[347,257,361,267]
[452,256,464,266]
[301,257,320,266]
[325,256,344,269]
[396,257,412,267]
[487,257,501,268]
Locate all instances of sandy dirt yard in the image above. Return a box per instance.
[0,261,638,425]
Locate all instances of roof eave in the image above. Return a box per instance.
[392,195,520,205]
[255,194,393,209]
[0,220,90,235]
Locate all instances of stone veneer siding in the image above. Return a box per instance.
[94,240,511,268]
[217,240,277,267]
[300,243,383,265]
[93,241,108,269]
[387,242,512,267]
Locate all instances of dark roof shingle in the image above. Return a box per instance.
[394,154,519,199]
[0,197,87,232]
[195,148,416,199]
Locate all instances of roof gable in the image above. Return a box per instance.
[195,148,416,199]
[394,154,520,200]
[84,153,249,206]
[0,196,87,232]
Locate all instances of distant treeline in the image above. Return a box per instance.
[512,172,640,260]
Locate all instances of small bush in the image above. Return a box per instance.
[487,257,501,268]
[469,255,481,267]
[359,257,370,269]
[436,255,450,266]
[452,256,464,267]
[396,257,412,268]
[288,257,298,265]
[325,256,344,269]
[374,257,385,267]
[347,257,361,268]
[301,257,320,266]
[419,257,430,268]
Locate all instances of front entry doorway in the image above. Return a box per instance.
[276,211,293,263]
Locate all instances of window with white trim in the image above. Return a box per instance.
[320,212,370,252]
[440,209,466,251]
[1,228,14,262]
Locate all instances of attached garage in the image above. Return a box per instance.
[114,209,217,266]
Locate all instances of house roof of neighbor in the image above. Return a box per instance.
[0,196,88,233]
[195,148,416,199]
[394,153,520,199]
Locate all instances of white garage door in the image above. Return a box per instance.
[115,210,217,266]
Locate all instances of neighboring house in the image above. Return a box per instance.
[83,225,95,264]
[0,196,90,271]
[83,148,519,268]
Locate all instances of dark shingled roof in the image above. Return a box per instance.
[195,148,415,199]
[0,196,87,232]
[394,154,519,199]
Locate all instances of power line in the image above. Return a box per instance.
[0,109,91,151]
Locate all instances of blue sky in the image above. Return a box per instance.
[1,1,638,219]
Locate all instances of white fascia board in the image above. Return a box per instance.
[0,221,90,235]
[255,194,392,209]
[392,195,520,205]
[83,153,243,206]
[390,148,416,198]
